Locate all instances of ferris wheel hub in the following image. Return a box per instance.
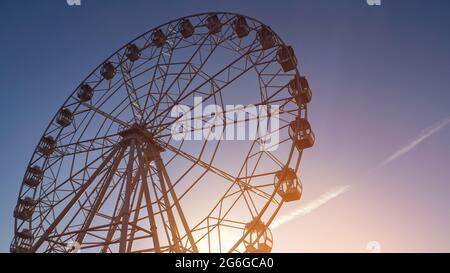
[118,124,164,152]
[119,124,151,141]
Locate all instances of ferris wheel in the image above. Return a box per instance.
[10,12,315,253]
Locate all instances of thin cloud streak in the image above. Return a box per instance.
[271,185,351,230]
[376,116,450,169]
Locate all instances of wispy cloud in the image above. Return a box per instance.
[272,116,450,230]
[271,185,351,230]
[376,116,450,169]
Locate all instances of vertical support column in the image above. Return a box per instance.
[136,146,161,252]
[152,153,182,252]
[126,178,145,253]
[119,140,136,253]
[153,153,198,253]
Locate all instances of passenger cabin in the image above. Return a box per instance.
[243,219,273,253]
[274,168,302,202]
[126,44,141,62]
[56,108,74,128]
[10,244,30,253]
[277,45,297,72]
[180,19,194,38]
[14,197,36,221]
[257,26,276,49]
[233,16,250,38]
[289,74,312,105]
[24,166,43,188]
[37,136,56,157]
[152,29,166,48]
[206,14,221,34]
[11,229,33,253]
[77,84,94,102]
[289,117,315,150]
[101,62,116,80]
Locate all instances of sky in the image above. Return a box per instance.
[0,0,449,252]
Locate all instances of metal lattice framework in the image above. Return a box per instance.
[11,12,314,253]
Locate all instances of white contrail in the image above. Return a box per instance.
[376,116,450,169]
[272,116,450,230]
[271,185,351,230]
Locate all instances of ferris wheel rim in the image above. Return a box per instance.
[12,11,308,253]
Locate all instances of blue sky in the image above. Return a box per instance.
[0,0,449,252]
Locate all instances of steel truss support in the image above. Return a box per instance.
[118,140,136,252]
[76,128,198,253]
[147,143,198,253]
[134,145,161,252]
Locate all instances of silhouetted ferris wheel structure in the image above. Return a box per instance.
[11,12,314,253]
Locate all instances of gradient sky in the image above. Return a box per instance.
[0,0,449,252]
